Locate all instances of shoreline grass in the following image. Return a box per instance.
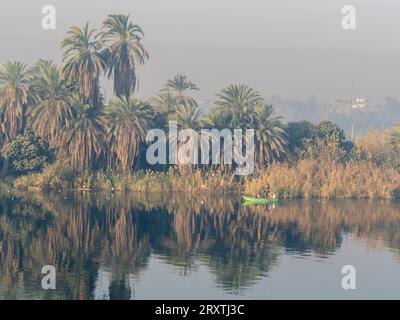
[5,159,400,200]
[10,163,242,194]
[245,159,400,200]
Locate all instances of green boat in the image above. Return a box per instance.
[242,195,278,205]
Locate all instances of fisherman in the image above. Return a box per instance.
[256,186,275,199]
[264,186,271,198]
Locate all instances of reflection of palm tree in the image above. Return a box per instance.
[109,279,131,300]
[5,191,400,299]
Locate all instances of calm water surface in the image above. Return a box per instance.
[0,191,400,299]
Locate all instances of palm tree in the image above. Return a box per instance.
[169,104,203,167]
[149,91,179,129]
[253,104,287,166]
[163,75,199,109]
[164,75,198,96]
[202,108,230,131]
[61,23,106,107]
[100,14,149,100]
[173,104,203,131]
[202,108,234,169]
[66,94,107,171]
[214,84,264,129]
[151,91,179,115]
[107,97,156,171]
[212,85,287,168]
[0,62,35,145]
[29,60,74,148]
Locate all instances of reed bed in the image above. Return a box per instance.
[9,157,400,199]
[245,159,400,199]
[12,163,241,194]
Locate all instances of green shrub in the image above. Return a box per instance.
[2,131,53,174]
[316,120,346,145]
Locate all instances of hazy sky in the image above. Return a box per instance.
[0,0,399,104]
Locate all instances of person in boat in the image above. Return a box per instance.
[256,186,275,199]
[264,186,271,198]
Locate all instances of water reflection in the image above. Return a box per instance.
[0,191,400,299]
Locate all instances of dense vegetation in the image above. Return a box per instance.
[0,14,400,199]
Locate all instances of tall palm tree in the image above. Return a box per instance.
[202,108,234,169]
[163,75,199,109]
[0,62,35,145]
[29,60,74,148]
[100,14,149,100]
[150,91,179,129]
[61,23,106,107]
[169,104,203,167]
[107,97,156,171]
[150,91,179,115]
[164,75,198,96]
[253,103,287,166]
[214,84,264,129]
[202,108,230,131]
[173,104,203,131]
[66,94,107,171]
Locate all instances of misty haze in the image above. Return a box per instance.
[1,0,400,136]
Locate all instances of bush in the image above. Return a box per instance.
[285,121,315,152]
[2,131,53,174]
[316,120,346,146]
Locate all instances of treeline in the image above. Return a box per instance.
[0,14,288,175]
[0,14,400,199]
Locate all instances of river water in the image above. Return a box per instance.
[0,191,400,299]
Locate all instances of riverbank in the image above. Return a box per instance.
[245,159,400,200]
[3,159,400,200]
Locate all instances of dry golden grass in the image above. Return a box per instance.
[245,159,400,199]
[354,129,393,166]
[12,163,241,194]
[10,149,400,199]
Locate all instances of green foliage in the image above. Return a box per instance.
[285,121,315,151]
[253,103,287,165]
[107,97,156,171]
[316,120,346,146]
[0,61,36,144]
[2,131,52,174]
[100,14,149,99]
[61,23,106,107]
[289,120,352,162]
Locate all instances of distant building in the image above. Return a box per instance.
[352,96,367,109]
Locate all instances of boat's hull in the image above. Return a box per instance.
[242,196,278,204]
